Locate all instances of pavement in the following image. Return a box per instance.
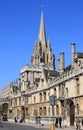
[7,119,83,130]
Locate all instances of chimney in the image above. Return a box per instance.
[60,52,64,73]
[71,43,76,63]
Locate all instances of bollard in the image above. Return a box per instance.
[50,123,55,130]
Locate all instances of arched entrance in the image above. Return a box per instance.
[2,103,8,121]
[21,106,25,119]
[2,103,8,114]
[70,101,75,126]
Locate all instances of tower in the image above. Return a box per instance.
[31,10,55,70]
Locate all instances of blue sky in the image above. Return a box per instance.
[0,0,83,91]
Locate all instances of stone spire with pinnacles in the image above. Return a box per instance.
[31,10,55,70]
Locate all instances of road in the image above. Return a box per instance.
[0,122,82,130]
[0,122,48,130]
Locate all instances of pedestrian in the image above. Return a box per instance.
[59,117,62,128]
[76,118,81,130]
[55,117,58,128]
[14,116,17,123]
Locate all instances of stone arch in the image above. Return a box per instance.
[59,99,75,126]
[2,103,8,114]
[69,100,75,126]
[21,106,25,119]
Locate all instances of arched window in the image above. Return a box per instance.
[76,78,80,95]
[39,107,42,115]
[56,104,59,115]
[43,107,47,115]
[66,88,68,97]
[54,88,57,96]
[43,92,46,101]
[40,93,42,101]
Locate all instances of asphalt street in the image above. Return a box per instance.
[0,122,48,130]
[0,122,82,130]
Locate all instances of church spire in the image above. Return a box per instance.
[38,10,47,47]
[31,10,55,70]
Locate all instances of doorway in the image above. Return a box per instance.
[70,102,75,126]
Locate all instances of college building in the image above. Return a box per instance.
[1,11,83,126]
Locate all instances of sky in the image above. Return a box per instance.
[0,0,83,92]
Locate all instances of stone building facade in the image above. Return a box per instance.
[1,11,83,126]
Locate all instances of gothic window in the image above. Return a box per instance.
[43,92,46,101]
[43,107,47,115]
[39,107,42,115]
[40,93,42,101]
[56,104,59,115]
[66,88,68,97]
[76,78,80,95]
[54,88,56,96]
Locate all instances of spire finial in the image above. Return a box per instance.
[41,5,44,22]
[41,5,44,10]
[41,5,44,12]
[38,6,46,46]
